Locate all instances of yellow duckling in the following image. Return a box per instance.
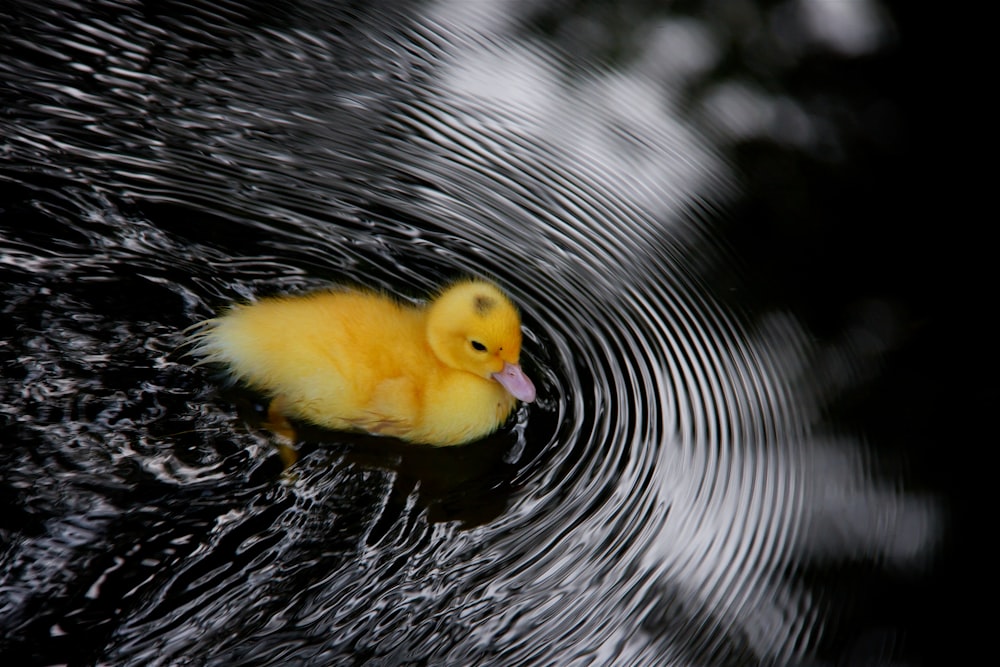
[189,279,536,446]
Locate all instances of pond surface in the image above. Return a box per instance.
[1,1,957,665]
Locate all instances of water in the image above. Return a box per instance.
[2,1,949,665]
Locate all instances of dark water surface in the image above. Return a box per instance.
[2,1,959,665]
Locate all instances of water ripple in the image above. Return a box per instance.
[1,2,940,666]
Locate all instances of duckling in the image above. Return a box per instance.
[188,279,536,446]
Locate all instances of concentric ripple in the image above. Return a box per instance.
[2,2,939,666]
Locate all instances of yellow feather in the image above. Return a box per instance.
[188,279,535,446]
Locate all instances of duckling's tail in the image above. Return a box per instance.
[178,318,222,367]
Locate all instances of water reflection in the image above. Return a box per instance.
[1,1,943,665]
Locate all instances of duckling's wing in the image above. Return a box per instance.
[343,412,411,437]
[347,376,421,439]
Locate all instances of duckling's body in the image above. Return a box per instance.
[189,279,535,446]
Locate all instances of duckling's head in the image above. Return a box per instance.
[426,280,536,402]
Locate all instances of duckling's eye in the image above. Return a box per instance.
[470,340,487,352]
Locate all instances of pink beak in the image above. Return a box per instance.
[492,362,536,402]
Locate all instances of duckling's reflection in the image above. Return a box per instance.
[234,393,522,533]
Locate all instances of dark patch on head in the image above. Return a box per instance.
[473,294,496,316]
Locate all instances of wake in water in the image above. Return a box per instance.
[1,1,942,665]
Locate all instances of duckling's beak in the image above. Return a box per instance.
[492,362,536,403]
